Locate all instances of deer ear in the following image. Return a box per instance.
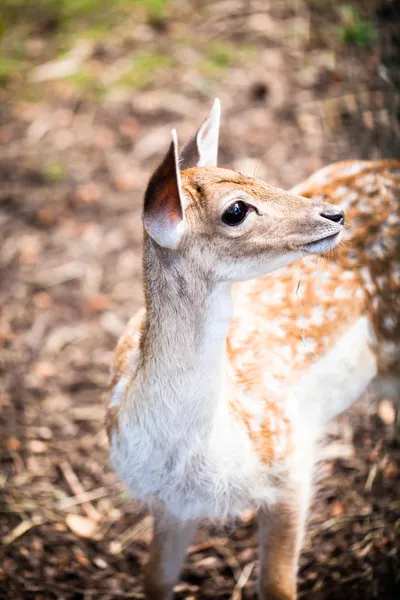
[180,98,221,169]
[143,129,186,249]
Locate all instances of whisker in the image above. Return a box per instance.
[295,276,323,357]
[299,249,307,264]
[295,278,302,298]
[301,331,322,359]
[295,277,307,347]
[253,162,262,179]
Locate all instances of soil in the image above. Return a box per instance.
[0,1,399,599]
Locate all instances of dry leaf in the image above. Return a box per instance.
[33,292,53,309]
[93,557,108,569]
[74,182,102,205]
[86,294,111,313]
[28,440,48,454]
[66,514,98,539]
[36,207,55,226]
[31,362,56,379]
[384,462,399,479]
[74,549,90,566]
[377,399,395,425]
[330,500,344,517]
[114,172,136,192]
[6,437,21,452]
[0,323,14,344]
[18,234,42,264]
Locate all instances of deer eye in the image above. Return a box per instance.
[222,201,248,226]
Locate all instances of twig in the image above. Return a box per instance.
[109,515,152,554]
[230,562,255,600]
[59,461,102,523]
[3,515,44,545]
[56,487,108,511]
[365,464,378,492]
[213,539,242,581]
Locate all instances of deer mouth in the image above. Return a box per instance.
[298,232,341,255]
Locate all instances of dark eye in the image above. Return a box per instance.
[222,201,248,226]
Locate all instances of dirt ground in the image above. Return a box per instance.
[0,1,399,599]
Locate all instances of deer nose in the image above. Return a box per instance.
[320,208,345,225]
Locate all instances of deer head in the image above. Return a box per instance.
[143,99,344,282]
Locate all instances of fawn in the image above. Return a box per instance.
[107,99,400,600]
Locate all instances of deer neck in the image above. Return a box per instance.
[136,237,233,431]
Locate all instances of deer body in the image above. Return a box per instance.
[107,101,399,600]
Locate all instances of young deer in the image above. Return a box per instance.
[107,100,400,600]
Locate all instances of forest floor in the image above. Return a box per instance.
[0,1,399,598]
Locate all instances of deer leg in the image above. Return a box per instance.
[144,510,197,600]
[258,465,314,600]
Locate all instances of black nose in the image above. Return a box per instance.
[320,208,345,225]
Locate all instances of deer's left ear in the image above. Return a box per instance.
[143,129,186,250]
[180,98,221,169]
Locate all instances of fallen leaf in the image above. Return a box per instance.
[33,292,53,309]
[37,426,53,440]
[66,514,98,539]
[330,500,344,517]
[377,399,396,425]
[31,362,56,379]
[0,323,14,344]
[384,462,399,479]
[74,182,102,205]
[18,234,42,264]
[114,172,136,192]
[36,207,55,226]
[93,557,108,569]
[74,549,90,566]
[86,294,111,313]
[6,438,21,452]
[28,440,48,454]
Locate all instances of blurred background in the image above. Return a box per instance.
[0,1,399,598]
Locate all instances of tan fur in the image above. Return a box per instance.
[258,503,302,600]
[110,309,145,383]
[143,513,197,600]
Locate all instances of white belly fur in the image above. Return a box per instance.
[291,316,377,428]
[109,408,282,521]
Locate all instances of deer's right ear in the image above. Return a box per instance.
[143,129,186,250]
[180,98,221,169]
